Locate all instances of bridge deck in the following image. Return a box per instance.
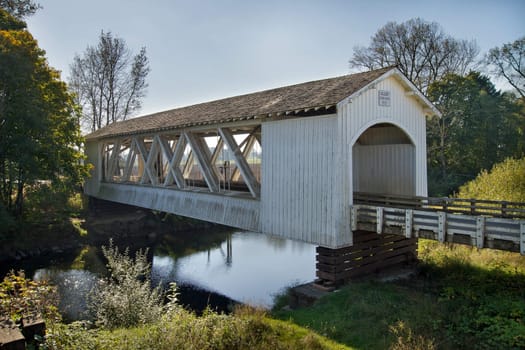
[353,193,525,254]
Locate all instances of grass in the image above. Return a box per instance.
[44,306,350,350]
[273,240,525,350]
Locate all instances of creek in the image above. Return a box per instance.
[1,229,316,321]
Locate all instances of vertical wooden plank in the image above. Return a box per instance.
[476,216,485,249]
[405,209,413,238]
[438,212,446,242]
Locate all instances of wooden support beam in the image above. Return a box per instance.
[163,136,187,188]
[122,138,137,182]
[231,134,256,182]
[182,150,195,179]
[218,127,260,198]
[210,138,224,165]
[184,131,220,192]
[107,139,122,181]
[143,137,160,186]
[135,137,155,185]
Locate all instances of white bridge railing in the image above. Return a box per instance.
[351,194,525,255]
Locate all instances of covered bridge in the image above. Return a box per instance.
[84,67,440,249]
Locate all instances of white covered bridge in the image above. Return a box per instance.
[84,67,524,285]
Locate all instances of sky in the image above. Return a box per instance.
[27,0,525,117]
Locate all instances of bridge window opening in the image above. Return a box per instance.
[101,140,132,182]
[352,123,416,197]
[180,142,203,189]
[99,127,261,198]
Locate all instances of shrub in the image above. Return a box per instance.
[89,240,165,329]
[0,270,59,322]
[456,157,525,202]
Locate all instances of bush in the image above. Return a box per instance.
[89,240,165,329]
[0,270,59,322]
[456,157,525,202]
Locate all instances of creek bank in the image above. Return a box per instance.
[0,199,218,267]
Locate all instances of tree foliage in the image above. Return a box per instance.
[0,0,40,19]
[0,9,88,221]
[350,18,478,91]
[69,31,150,133]
[426,72,524,195]
[456,157,525,202]
[484,36,525,99]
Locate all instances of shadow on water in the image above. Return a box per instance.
[1,228,316,321]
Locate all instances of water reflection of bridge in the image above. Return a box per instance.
[84,67,525,286]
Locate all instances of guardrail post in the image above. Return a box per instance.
[476,217,485,249]
[520,220,525,255]
[351,206,358,231]
[405,209,413,238]
[376,207,383,234]
[438,212,446,243]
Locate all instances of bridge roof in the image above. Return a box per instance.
[86,66,418,140]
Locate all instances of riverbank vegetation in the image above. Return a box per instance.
[273,240,525,349]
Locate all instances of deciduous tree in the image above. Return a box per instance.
[350,18,478,91]
[426,72,523,195]
[0,9,87,221]
[69,31,150,132]
[484,37,525,99]
[0,0,40,19]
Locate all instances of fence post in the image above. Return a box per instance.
[438,212,446,243]
[520,220,525,255]
[476,217,485,249]
[376,207,383,234]
[405,209,413,238]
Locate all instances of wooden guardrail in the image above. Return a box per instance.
[354,192,525,219]
[352,193,525,255]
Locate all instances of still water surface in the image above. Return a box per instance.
[5,229,316,320]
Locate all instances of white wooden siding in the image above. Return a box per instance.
[337,75,428,206]
[353,144,415,195]
[93,183,260,232]
[261,115,342,247]
[84,141,101,196]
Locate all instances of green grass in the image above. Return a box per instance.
[44,307,350,350]
[273,240,525,350]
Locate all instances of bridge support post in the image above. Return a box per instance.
[315,231,417,288]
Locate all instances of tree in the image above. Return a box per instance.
[426,72,523,195]
[0,0,40,19]
[350,18,479,91]
[69,31,150,133]
[456,157,525,202]
[0,9,87,220]
[484,37,525,99]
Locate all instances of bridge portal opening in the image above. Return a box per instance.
[352,123,415,196]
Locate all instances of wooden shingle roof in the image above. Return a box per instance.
[85,67,395,140]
